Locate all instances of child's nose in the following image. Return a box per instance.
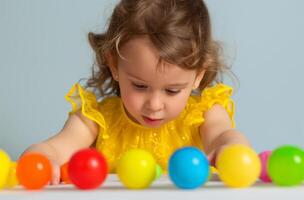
[145,93,164,112]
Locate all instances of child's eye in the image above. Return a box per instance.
[132,83,148,90]
[166,89,180,95]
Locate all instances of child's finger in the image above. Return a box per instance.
[209,145,230,167]
[207,151,214,161]
[207,151,216,166]
[49,160,60,185]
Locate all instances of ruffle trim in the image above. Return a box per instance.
[183,84,235,128]
[65,83,109,139]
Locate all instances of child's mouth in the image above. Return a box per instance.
[142,116,163,126]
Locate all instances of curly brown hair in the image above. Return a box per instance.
[86,0,232,99]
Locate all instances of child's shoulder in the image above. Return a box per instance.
[189,83,233,103]
[185,83,234,117]
[182,83,235,127]
[65,83,122,116]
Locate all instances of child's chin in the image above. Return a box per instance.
[144,123,163,128]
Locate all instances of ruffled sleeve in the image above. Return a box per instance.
[65,83,109,139]
[183,84,235,128]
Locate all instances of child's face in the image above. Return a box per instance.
[110,36,204,128]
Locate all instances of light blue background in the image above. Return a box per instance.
[1,0,303,160]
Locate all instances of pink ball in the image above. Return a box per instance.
[259,151,272,183]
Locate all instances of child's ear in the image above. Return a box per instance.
[105,52,119,81]
[192,70,205,90]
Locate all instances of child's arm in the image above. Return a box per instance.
[200,105,251,166]
[22,110,99,184]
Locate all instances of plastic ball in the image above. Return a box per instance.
[60,162,70,184]
[116,149,156,189]
[16,153,52,189]
[259,151,272,183]
[68,148,108,189]
[216,144,261,188]
[268,145,304,186]
[168,147,210,189]
[210,166,218,174]
[5,162,19,188]
[154,164,162,180]
[0,149,11,189]
[208,166,218,181]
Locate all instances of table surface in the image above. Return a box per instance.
[1,174,304,200]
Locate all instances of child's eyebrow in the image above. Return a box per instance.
[166,82,189,87]
[127,73,189,87]
[127,73,147,82]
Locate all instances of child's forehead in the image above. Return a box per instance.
[119,36,159,65]
[119,37,174,72]
[117,36,197,82]
[118,56,196,84]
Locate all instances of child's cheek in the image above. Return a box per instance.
[168,93,189,120]
[122,90,144,114]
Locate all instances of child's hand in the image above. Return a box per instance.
[207,144,229,167]
[206,130,251,167]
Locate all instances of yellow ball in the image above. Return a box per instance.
[216,144,261,188]
[5,162,19,188]
[210,166,218,174]
[116,149,156,189]
[208,166,218,181]
[0,149,11,189]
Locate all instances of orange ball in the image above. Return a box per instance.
[60,162,71,184]
[16,153,52,189]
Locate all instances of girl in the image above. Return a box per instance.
[23,0,250,184]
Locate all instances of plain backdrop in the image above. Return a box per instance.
[1,0,304,160]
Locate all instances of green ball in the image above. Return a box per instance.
[268,145,304,186]
[154,164,162,180]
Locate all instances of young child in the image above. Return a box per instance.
[23,0,250,184]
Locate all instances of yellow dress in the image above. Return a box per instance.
[65,83,235,173]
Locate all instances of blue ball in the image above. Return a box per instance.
[169,146,210,189]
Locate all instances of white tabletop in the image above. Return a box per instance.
[1,174,304,200]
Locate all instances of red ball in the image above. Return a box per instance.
[68,148,108,189]
[16,153,52,189]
